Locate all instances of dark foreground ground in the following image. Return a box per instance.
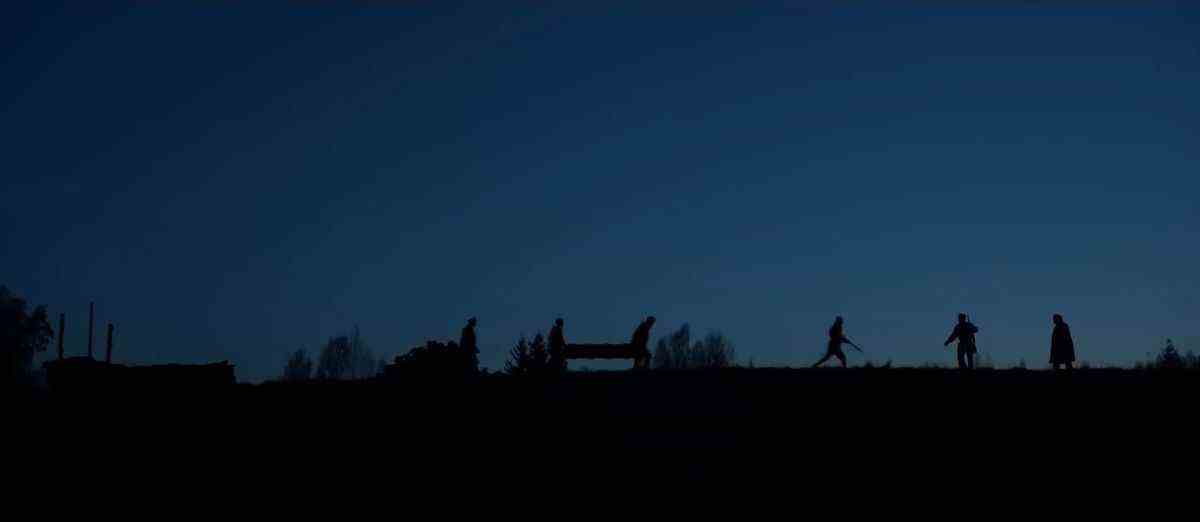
[13,368,1200,505]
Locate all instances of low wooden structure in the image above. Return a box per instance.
[565,343,651,370]
[42,303,235,391]
[43,357,236,392]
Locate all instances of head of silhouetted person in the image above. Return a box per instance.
[1053,314,1064,325]
[958,313,967,323]
[555,318,564,327]
[646,316,656,326]
[835,316,844,325]
[467,317,477,327]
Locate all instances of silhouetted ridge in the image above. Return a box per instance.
[43,357,234,392]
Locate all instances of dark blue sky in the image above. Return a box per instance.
[4,3,1198,380]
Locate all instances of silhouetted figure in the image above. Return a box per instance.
[548,318,567,370]
[630,316,656,369]
[813,316,861,368]
[944,313,979,370]
[460,317,478,355]
[1050,314,1075,370]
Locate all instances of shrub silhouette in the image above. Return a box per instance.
[388,340,479,379]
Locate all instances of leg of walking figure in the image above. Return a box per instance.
[967,353,975,370]
[957,351,967,370]
[813,354,831,368]
[837,353,847,368]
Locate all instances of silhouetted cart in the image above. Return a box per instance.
[564,343,651,370]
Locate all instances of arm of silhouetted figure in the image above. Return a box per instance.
[944,328,958,346]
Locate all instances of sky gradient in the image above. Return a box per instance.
[4,3,1198,380]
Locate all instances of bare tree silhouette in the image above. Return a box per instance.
[283,349,313,382]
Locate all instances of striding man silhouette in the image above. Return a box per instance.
[813,316,861,368]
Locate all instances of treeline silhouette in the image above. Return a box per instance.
[283,326,380,382]
[652,323,736,370]
[1136,338,1200,370]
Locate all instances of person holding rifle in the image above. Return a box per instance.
[944,313,980,370]
[813,316,862,368]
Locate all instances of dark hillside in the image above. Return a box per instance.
[15,368,1197,502]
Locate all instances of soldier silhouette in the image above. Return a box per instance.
[548,317,567,370]
[630,316,656,369]
[813,316,861,368]
[943,313,979,370]
[460,317,478,354]
[1050,314,1075,370]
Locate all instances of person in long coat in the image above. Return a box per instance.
[1050,314,1076,370]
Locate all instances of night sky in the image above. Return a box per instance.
[4,3,1198,381]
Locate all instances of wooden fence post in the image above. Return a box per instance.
[105,323,114,364]
[87,302,95,359]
